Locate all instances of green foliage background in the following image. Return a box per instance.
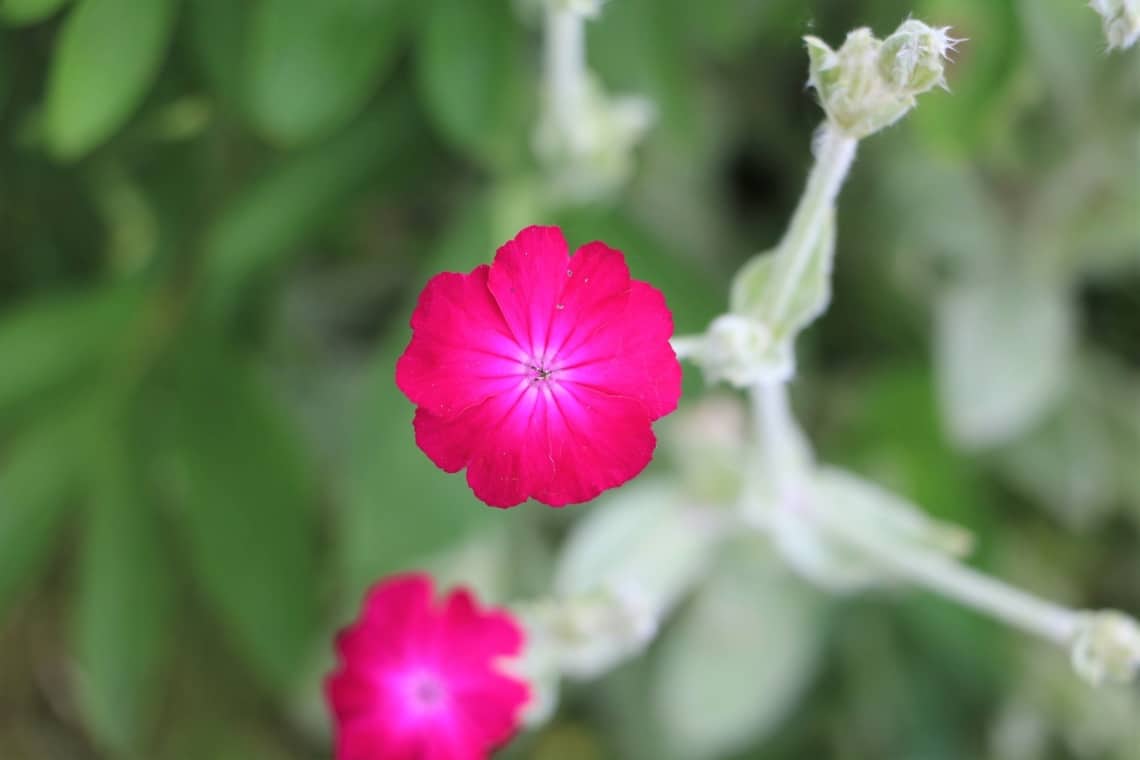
[0,0,1138,758]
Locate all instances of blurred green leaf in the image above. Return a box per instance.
[669,0,781,60]
[245,0,405,144]
[186,0,249,113]
[201,97,416,319]
[0,285,141,420]
[935,270,1074,448]
[653,545,826,759]
[75,426,172,754]
[1016,0,1103,120]
[170,340,319,693]
[825,366,988,530]
[589,0,699,146]
[0,408,84,619]
[45,0,177,159]
[416,0,531,168]
[0,0,70,25]
[912,0,1022,156]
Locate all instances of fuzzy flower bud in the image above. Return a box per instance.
[675,314,793,387]
[879,20,957,93]
[1070,610,1140,685]
[1090,0,1140,49]
[806,20,957,138]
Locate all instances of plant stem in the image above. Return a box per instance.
[769,123,857,322]
[544,3,587,154]
[749,382,1083,648]
[819,513,1083,645]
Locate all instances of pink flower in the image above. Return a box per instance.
[396,225,682,508]
[326,573,529,760]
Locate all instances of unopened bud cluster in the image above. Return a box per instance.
[806,20,958,138]
[1090,0,1140,49]
[1070,610,1140,685]
[679,314,793,387]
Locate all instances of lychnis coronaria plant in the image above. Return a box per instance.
[325,6,1140,760]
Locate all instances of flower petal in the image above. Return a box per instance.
[535,384,657,506]
[397,266,523,418]
[487,226,570,360]
[540,240,634,366]
[417,385,557,508]
[560,281,681,420]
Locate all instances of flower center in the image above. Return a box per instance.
[402,671,448,714]
[526,362,557,384]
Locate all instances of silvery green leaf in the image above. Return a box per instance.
[935,272,1074,448]
[730,210,835,341]
[555,480,718,616]
[653,544,826,759]
[768,467,971,592]
[997,395,1119,530]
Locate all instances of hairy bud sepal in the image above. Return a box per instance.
[806,20,957,139]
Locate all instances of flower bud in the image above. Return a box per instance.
[679,314,794,387]
[806,20,957,138]
[1090,0,1140,50]
[1070,610,1140,685]
[878,20,958,94]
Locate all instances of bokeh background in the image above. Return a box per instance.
[1,0,1139,758]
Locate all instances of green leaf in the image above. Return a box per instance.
[201,97,416,320]
[824,365,988,531]
[185,0,250,113]
[75,427,173,754]
[245,0,405,144]
[653,545,826,759]
[1,0,70,25]
[0,285,141,421]
[911,0,1022,155]
[555,480,709,614]
[934,270,1074,448]
[45,0,177,159]
[0,409,84,618]
[416,0,531,167]
[170,340,319,692]
[669,0,781,59]
[589,0,699,146]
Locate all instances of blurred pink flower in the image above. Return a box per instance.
[396,225,681,508]
[326,573,529,760]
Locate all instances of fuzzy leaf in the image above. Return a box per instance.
[653,547,825,759]
[935,272,1074,448]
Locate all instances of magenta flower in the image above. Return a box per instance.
[326,573,529,760]
[396,225,682,508]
